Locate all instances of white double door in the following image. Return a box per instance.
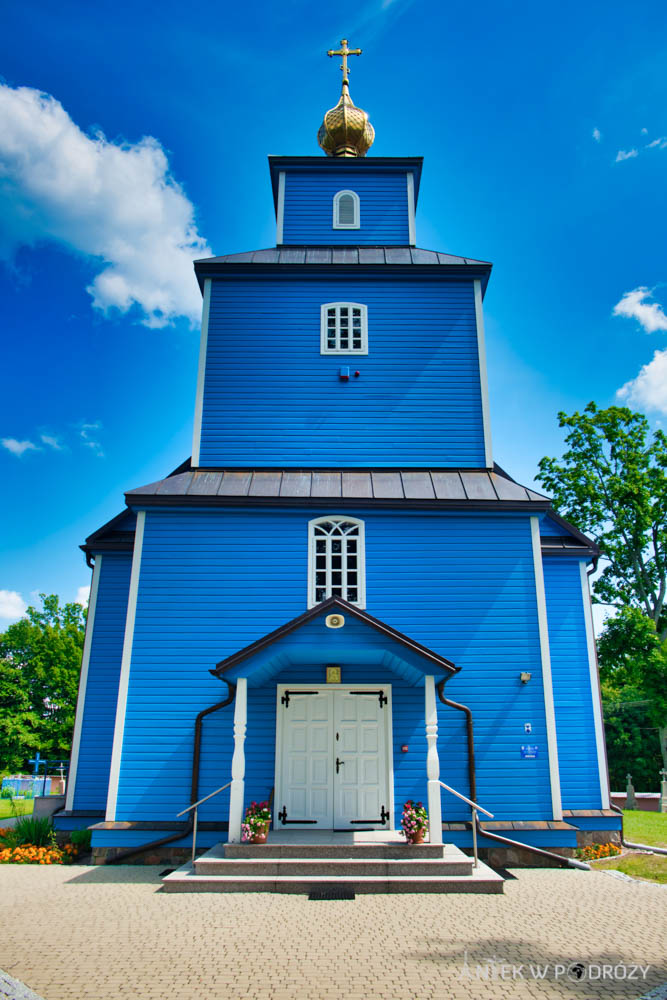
[276,685,391,830]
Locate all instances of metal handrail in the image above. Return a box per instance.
[438,780,494,869]
[176,780,232,864]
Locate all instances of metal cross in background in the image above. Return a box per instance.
[327,39,363,84]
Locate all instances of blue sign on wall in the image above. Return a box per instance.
[520,745,539,759]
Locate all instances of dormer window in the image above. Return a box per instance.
[333,190,360,229]
[321,303,368,354]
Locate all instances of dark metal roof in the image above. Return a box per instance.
[125,467,550,510]
[211,596,458,679]
[195,246,491,268]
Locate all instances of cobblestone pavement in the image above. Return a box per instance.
[0,865,665,1000]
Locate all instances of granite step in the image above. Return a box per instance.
[195,857,474,877]
[162,863,504,895]
[222,842,449,859]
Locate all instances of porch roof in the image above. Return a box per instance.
[211,597,458,688]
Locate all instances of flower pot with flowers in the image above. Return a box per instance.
[241,801,272,844]
[400,800,428,844]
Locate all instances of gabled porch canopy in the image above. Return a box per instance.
[211,597,458,688]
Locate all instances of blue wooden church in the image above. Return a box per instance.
[56,42,620,875]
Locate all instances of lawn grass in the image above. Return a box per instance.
[623,809,667,847]
[592,851,667,884]
[0,798,35,821]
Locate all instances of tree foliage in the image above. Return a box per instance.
[537,403,667,637]
[0,595,86,771]
[597,606,667,772]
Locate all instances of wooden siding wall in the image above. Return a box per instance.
[540,516,567,537]
[113,508,554,825]
[543,557,603,809]
[198,278,486,468]
[282,170,410,245]
[72,553,132,811]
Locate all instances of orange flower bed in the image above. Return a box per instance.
[576,842,622,862]
[0,842,79,864]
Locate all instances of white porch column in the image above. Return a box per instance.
[425,675,443,845]
[228,677,247,843]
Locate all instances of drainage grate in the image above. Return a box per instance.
[308,888,356,900]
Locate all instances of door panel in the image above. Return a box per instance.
[277,687,389,829]
[280,692,333,826]
[334,692,388,828]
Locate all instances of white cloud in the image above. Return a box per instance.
[615,148,638,162]
[592,127,601,142]
[613,287,667,333]
[1,437,38,456]
[40,433,63,450]
[0,590,27,622]
[641,127,648,135]
[75,585,90,607]
[646,136,667,150]
[78,420,104,457]
[617,348,667,414]
[0,84,211,328]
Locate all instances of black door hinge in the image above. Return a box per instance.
[281,690,319,708]
[350,689,387,707]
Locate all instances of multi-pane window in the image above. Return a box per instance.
[320,303,368,354]
[333,190,360,229]
[308,517,366,608]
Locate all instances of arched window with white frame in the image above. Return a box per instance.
[308,516,366,608]
[333,190,360,229]
[320,303,368,354]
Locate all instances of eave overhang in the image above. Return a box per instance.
[193,247,493,295]
[211,596,458,686]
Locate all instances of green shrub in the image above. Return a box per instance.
[0,787,14,800]
[10,815,56,848]
[69,828,92,853]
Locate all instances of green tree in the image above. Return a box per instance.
[537,403,667,637]
[0,659,40,772]
[0,594,86,770]
[597,606,667,773]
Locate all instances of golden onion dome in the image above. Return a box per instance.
[318,39,375,158]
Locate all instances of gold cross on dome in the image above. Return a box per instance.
[327,38,362,84]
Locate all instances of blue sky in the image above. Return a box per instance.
[1,0,667,627]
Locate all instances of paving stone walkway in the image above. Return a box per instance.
[0,864,665,1000]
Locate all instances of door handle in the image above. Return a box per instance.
[336,757,344,774]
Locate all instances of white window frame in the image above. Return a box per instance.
[333,189,360,229]
[308,516,366,609]
[320,302,368,355]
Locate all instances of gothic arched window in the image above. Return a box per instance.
[333,190,360,229]
[308,516,366,608]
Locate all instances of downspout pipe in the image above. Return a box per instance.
[106,681,236,864]
[610,803,667,856]
[436,680,590,871]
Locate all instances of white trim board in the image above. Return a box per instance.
[65,555,102,811]
[190,278,211,467]
[474,279,493,469]
[580,561,611,809]
[406,172,416,246]
[274,684,394,831]
[105,510,146,822]
[276,171,285,243]
[530,516,563,821]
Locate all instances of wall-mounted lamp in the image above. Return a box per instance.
[520,672,532,684]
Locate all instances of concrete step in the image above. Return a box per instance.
[195,857,474,877]
[162,862,504,895]
[222,842,449,859]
